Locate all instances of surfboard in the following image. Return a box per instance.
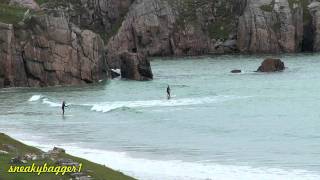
[56,115,73,117]
[167,95,176,99]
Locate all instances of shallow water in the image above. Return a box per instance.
[1,54,320,180]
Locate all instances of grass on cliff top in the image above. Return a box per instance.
[35,0,49,5]
[0,133,136,180]
[0,3,26,24]
[260,0,275,12]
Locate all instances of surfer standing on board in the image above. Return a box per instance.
[62,101,68,115]
[167,85,171,99]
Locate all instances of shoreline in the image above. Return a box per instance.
[3,131,320,180]
[0,132,136,180]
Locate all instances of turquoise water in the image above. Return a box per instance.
[1,54,320,179]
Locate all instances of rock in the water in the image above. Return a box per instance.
[120,52,153,81]
[257,58,285,72]
[111,69,121,79]
[231,69,242,73]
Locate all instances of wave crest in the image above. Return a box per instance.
[28,95,42,102]
[29,95,250,113]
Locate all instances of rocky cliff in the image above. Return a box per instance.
[0,12,109,88]
[106,0,318,68]
[1,0,320,87]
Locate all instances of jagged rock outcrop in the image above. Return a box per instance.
[0,14,109,88]
[110,69,121,78]
[237,0,304,53]
[257,58,285,72]
[107,0,243,68]
[9,0,40,10]
[120,52,153,81]
[106,0,319,68]
[42,0,133,41]
[0,23,28,87]
[2,0,320,88]
[107,0,176,68]
[308,1,320,51]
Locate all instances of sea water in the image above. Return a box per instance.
[1,54,320,180]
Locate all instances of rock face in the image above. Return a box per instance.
[107,0,243,68]
[9,0,40,10]
[237,0,304,53]
[107,0,176,68]
[308,1,320,51]
[0,23,28,87]
[42,0,133,40]
[257,58,285,72]
[0,14,109,88]
[120,52,153,81]
[110,69,121,79]
[106,0,313,67]
[2,0,320,87]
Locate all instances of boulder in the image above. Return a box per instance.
[110,69,121,79]
[51,147,66,154]
[120,52,153,81]
[257,58,285,72]
[24,153,39,161]
[10,156,24,164]
[231,69,242,73]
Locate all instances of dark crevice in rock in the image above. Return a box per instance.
[302,21,314,52]
[21,50,31,87]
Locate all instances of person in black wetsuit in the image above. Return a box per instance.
[62,101,68,115]
[167,85,171,99]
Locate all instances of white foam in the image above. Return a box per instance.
[28,95,42,102]
[65,147,320,180]
[19,141,320,180]
[3,132,320,180]
[30,95,249,112]
[90,96,247,113]
[42,98,61,107]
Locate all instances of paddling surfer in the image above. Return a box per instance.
[62,101,68,115]
[167,85,171,99]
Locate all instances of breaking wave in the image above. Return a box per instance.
[28,95,250,113]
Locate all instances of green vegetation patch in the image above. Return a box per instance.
[35,0,49,5]
[260,1,275,12]
[167,0,206,28]
[0,133,136,180]
[0,3,27,24]
[208,19,233,40]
